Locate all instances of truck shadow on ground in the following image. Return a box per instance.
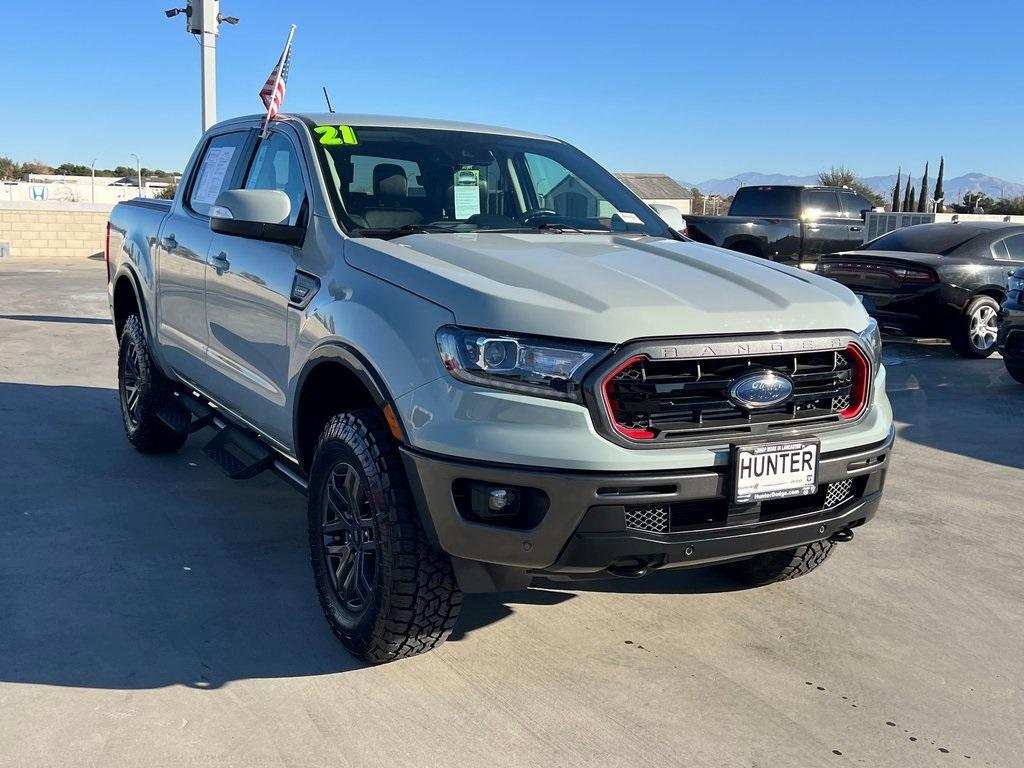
[0,381,740,689]
[882,341,1024,469]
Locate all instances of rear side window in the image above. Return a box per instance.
[188,131,249,216]
[840,192,872,218]
[995,233,1024,261]
[729,187,800,218]
[802,189,841,217]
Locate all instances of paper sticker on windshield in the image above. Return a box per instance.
[616,212,644,225]
[314,125,358,146]
[453,168,481,220]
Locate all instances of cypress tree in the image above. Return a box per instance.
[908,185,916,213]
[903,176,913,212]
[917,162,929,212]
[933,156,945,210]
[891,168,902,212]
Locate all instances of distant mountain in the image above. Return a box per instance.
[684,172,1024,202]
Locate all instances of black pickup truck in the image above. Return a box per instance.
[686,185,880,267]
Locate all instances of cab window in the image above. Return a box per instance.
[840,192,872,218]
[994,233,1024,261]
[802,190,841,218]
[188,131,249,217]
[244,132,307,226]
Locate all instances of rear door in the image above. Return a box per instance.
[800,189,849,259]
[155,129,250,383]
[202,126,310,445]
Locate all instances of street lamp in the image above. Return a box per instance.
[130,154,142,198]
[91,158,96,203]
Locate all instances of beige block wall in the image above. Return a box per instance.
[0,203,113,259]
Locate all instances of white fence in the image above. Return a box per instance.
[863,211,1024,243]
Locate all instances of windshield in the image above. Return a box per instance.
[308,123,671,238]
[860,224,979,255]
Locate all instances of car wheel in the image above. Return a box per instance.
[307,408,462,663]
[1005,358,1024,385]
[950,296,999,358]
[117,314,187,453]
[718,540,835,587]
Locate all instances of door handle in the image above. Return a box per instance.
[849,226,863,232]
[160,234,177,249]
[211,251,230,272]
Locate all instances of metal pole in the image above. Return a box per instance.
[200,28,216,132]
[131,153,142,198]
[91,158,96,203]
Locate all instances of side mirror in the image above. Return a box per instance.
[209,189,303,245]
[650,203,686,232]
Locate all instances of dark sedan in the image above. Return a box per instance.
[817,222,1024,358]
[998,267,1024,383]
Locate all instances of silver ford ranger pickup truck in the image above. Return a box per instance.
[106,113,894,663]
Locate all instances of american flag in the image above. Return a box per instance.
[259,28,294,122]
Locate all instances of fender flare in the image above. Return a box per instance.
[112,262,150,339]
[292,342,408,468]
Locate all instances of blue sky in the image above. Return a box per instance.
[4,0,1021,182]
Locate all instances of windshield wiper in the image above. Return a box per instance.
[349,224,435,240]
[531,222,608,234]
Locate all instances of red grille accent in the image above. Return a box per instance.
[840,343,869,420]
[601,355,655,440]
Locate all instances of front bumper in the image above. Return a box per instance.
[401,427,894,585]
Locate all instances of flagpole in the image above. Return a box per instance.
[261,24,296,139]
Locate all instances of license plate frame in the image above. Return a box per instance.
[731,439,820,505]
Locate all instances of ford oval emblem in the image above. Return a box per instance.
[729,371,794,409]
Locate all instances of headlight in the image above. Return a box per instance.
[856,316,882,368]
[1010,274,1024,292]
[436,326,609,402]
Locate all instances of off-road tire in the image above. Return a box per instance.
[719,540,836,587]
[117,314,187,454]
[949,296,999,359]
[307,408,462,663]
[1005,358,1024,384]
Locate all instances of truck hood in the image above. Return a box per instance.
[347,233,868,344]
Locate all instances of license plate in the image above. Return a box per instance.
[732,440,819,504]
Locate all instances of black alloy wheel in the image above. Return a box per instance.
[321,462,379,614]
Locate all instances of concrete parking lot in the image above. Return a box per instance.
[1,257,1022,767]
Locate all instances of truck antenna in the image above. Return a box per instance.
[322,86,335,113]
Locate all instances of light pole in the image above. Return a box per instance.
[90,158,96,203]
[130,154,142,198]
[165,2,239,133]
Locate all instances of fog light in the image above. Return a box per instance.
[469,484,520,520]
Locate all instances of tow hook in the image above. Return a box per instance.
[830,528,855,543]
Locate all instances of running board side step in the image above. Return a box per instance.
[202,427,275,480]
[160,389,309,494]
[157,392,216,435]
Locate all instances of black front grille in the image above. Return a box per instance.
[604,350,853,441]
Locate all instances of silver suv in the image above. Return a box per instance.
[106,113,894,663]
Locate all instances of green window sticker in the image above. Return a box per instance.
[314,125,358,146]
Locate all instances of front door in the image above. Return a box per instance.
[203,128,309,446]
[800,189,850,261]
[155,129,250,383]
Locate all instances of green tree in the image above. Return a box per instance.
[155,183,178,200]
[54,162,92,177]
[689,186,704,215]
[933,156,945,210]
[908,185,916,212]
[20,160,52,175]
[0,156,19,180]
[891,168,901,212]
[817,165,884,206]
[917,162,929,212]
[902,176,912,212]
